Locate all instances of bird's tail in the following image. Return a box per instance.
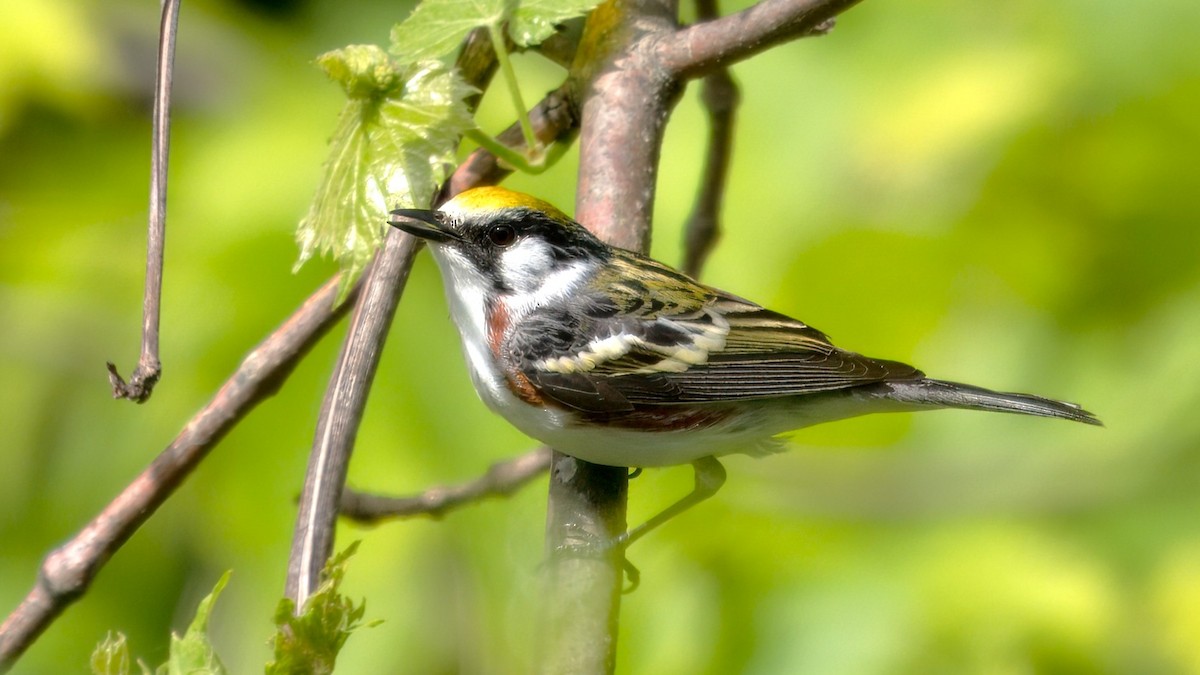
[881,378,1102,426]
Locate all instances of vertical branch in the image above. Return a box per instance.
[106,0,180,403]
[286,233,420,605]
[572,0,682,251]
[680,0,739,278]
[539,457,629,674]
[540,0,680,672]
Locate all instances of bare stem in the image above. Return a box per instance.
[680,0,740,277]
[340,448,551,524]
[106,0,182,403]
[488,23,540,151]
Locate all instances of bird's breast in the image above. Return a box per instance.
[483,298,545,406]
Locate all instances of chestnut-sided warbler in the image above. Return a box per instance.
[390,187,1099,542]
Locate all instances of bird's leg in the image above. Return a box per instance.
[610,456,727,549]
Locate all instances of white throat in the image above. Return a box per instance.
[427,245,590,397]
[425,244,590,442]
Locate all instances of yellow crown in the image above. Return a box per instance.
[445,186,572,224]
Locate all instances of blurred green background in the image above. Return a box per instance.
[2,0,1199,672]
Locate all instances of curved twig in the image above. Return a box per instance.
[438,83,580,204]
[340,448,551,524]
[680,0,740,277]
[106,0,182,403]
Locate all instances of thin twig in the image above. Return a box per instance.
[106,0,181,403]
[657,0,855,79]
[681,0,740,278]
[340,448,552,524]
[0,275,359,671]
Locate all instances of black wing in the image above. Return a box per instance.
[506,251,922,413]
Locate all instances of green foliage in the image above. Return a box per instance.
[91,632,140,675]
[265,542,376,675]
[163,571,230,675]
[294,46,475,297]
[389,0,604,63]
[299,0,603,293]
[90,573,230,675]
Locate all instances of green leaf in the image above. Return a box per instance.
[164,571,231,675]
[509,0,602,46]
[390,0,507,63]
[295,46,475,297]
[389,0,603,62]
[265,542,375,675]
[91,632,132,675]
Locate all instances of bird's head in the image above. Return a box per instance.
[389,187,609,296]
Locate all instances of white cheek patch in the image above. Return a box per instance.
[503,254,591,318]
[499,239,557,293]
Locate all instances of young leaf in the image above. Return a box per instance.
[390,0,604,63]
[91,632,132,675]
[295,45,475,297]
[390,0,506,63]
[265,541,375,675]
[509,0,604,46]
[163,571,231,675]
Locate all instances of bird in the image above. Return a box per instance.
[389,186,1100,545]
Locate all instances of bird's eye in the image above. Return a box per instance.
[487,224,517,247]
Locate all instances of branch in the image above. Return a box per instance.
[657,0,859,79]
[680,0,740,277]
[535,1,687,671]
[106,0,181,403]
[339,448,551,524]
[285,234,421,607]
[0,274,359,671]
[457,27,501,112]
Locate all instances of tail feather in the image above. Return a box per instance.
[882,378,1102,426]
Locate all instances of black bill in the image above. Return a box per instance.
[388,208,457,243]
